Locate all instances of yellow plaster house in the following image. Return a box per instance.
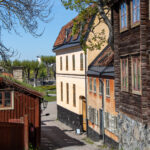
[53,14,109,131]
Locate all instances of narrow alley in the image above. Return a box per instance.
[40,102,109,150]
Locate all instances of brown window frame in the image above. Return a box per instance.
[66,83,69,104]
[73,84,76,107]
[120,0,128,32]
[131,55,141,95]
[121,58,129,92]
[80,53,83,71]
[0,91,14,110]
[89,77,92,92]
[131,0,140,28]
[61,82,63,101]
[66,56,68,71]
[72,55,75,71]
[60,57,62,71]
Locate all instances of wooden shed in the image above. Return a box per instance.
[0,77,43,149]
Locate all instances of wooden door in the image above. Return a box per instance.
[82,100,87,131]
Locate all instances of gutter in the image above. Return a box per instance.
[99,78,105,144]
[85,52,88,134]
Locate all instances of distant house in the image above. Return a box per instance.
[53,13,110,131]
[87,46,118,148]
[0,76,42,149]
[110,0,150,149]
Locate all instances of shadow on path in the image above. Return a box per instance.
[40,126,85,150]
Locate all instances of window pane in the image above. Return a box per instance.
[5,92,11,107]
[94,78,96,93]
[90,78,92,91]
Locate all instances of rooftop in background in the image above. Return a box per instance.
[0,75,43,98]
[53,15,95,52]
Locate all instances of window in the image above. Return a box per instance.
[73,84,76,107]
[66,56,68,71]
[120,1,127,31]
[80,53,83,71]
[121,58,128,91]
[72,55,75,70]
[61,82,63,101]
[99,79,103,95]
[132,55,141,94]
[89,77,92,92]
[106,80,110,97]
[131,0,140,25]
[105,112,109,128]
[0,91,14,110]
[66,83,69,104]
[93,78,96,93]
[60,57,62,70]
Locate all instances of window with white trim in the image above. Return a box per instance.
[93,78,96,93]
[106,80,110,97]
[99,79,103,95]
[0,91,14,110]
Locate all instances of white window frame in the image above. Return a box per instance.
[106,79,110,97]
[93,78,96,94]
[0,91,14,110]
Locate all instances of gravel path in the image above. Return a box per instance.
[40,102,109,150]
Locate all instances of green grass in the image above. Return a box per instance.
[44,95,56,102]
[82,137,94,145]
[35,85,56,102]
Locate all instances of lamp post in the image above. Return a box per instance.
[41,99,48,111]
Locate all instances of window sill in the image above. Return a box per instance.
[120,27,128,33]
[121,88,128,92]
[106,95,110,98]
[0,107,14,110]
[131,21,140,29]
[132,90,142,95]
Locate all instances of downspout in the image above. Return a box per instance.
[99,78,105,143]
[85,52,88,134]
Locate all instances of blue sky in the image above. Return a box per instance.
[2,0,78,61]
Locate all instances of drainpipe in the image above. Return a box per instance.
[84,52,88,134]
[99,78,105,144]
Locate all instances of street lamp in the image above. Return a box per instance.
[41,99,48,110]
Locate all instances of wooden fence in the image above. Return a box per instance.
[0,122,24,150]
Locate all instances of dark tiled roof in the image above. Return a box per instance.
[53,15,95,52]
[87,45,114,78]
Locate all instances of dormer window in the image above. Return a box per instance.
[120,1,128,31]
[131,0,140,26]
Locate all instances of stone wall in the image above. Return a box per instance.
[57,105,83,131]
[118,112,150,150]
[87,126,101,141]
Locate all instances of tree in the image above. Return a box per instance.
[13,60,22,67]
[0,0,52,61]
[30,60,41,87]
[61,0,113,51]
[22,60,32,83]
[41,56,55,80]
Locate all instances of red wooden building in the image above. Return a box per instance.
[0,77,42,149]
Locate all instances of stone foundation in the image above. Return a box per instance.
[57,105,83,131]
[118,112,150,150]
[104,135,119,149]
[87,126,102,141]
